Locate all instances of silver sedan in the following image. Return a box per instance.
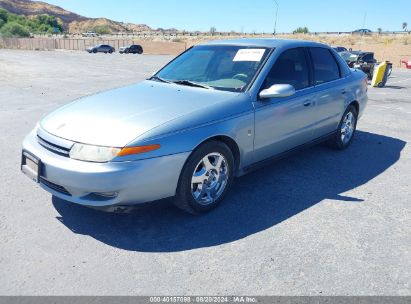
[22,39,368,214]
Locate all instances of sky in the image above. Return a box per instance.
[44,0,411,33]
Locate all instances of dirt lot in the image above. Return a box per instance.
[0,49,410,296]
[2,34,411,67]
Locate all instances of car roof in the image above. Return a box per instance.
[199,38,329,49]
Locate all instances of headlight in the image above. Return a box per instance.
[69,143,161,162]
[69,144,121,162]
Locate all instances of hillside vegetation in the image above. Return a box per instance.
[0,0,153,33]
[0,7,62,36]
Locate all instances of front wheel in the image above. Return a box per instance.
[328,105,358,150]
[174,141,235,214]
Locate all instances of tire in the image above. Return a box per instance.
[109,50,113,54]
[174,141,235,214]
[328,105,358,150]
[93,49,97,53]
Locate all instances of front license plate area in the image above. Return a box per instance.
[21,151,41,183]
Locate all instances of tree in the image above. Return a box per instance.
[293,27,309,34]
[209,26,217,36]
[402,22,408,32]
[377,28,382,35]
[0,22,30,37]
[0,8,8,23]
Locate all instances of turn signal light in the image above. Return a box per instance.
[117,144,161,156]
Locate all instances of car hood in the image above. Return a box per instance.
[40,81,241,147]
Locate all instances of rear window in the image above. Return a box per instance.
[310,47,340,85]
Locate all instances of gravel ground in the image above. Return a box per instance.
[0,49,410,296]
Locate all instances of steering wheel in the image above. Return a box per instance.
[232,73,249,81]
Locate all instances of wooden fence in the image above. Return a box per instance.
[0,38,187,55]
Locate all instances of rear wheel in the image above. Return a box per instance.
[174,141,234,214]
[328,105,358,150]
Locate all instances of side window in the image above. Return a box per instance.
[264,48,310,90]
[310,47,340,85]
[362,54,372,62]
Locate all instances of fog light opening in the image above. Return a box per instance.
[84,191,119,201]
[96,192,119,198]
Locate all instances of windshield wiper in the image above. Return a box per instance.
[149,75,172,84]
[172,80,213,90]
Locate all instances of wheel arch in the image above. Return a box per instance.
[190,135,241,176]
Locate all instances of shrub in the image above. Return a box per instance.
[0,22,30,37]
[0,8,9,23]
[92,25,112,35]
[293,27,309,34]
[0,9,63,35]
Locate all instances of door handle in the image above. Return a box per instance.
[303,100,312,107]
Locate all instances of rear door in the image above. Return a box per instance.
[308,47,346,137]
[253,47,318,162]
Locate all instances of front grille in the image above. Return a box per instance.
[40,178,72,196]
[37,135,70,157]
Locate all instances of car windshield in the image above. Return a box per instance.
[154,45,271,92]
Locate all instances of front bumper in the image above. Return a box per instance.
[22,129,190,207]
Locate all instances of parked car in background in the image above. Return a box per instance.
[119,45,144,54]
[22,39,368,214]
[86,44,115,54]
[352,29,372,35]
[339,51,377,79]
[82,31,98,37]
[332,46,347,53]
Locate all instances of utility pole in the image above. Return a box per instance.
[273,0,279,35]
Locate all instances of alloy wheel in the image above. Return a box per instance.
[341,112,356,144]
[191,153,229,205]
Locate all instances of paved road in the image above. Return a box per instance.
[0,49,410,295]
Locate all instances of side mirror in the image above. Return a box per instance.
[259,84,296,99]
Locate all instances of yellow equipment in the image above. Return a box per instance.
[371,61,392,88]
